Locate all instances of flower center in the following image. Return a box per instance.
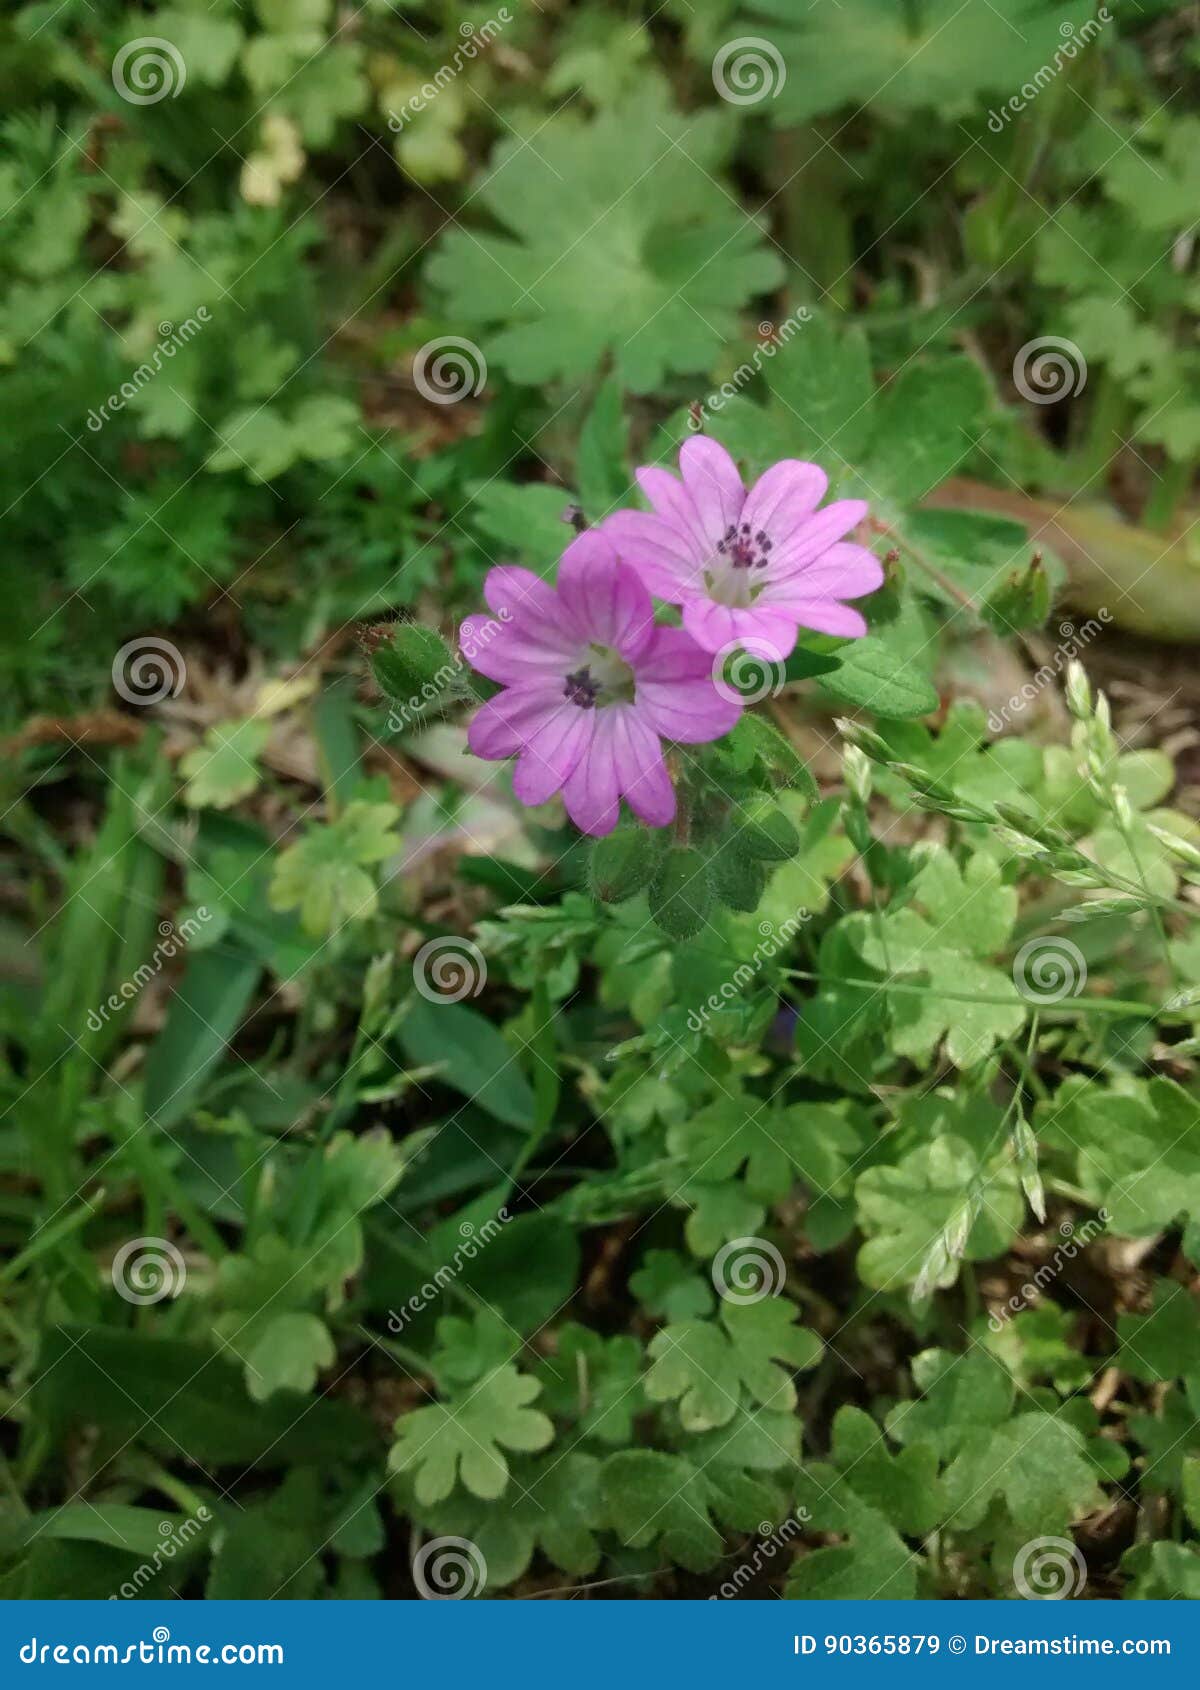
[705,522,774,607]
[562,644,635,710]
[717,522,772,570]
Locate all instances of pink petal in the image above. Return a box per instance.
[603,509,701,601]
[769,500,869,575]
[512,703,593,806]
[561,728,621,837]
[466,684,561,760]
[777,600,870,639]
[681,600,799,662]
[556,532,655,659]
[741,461,828,538]
[765,541,884,604]
[609,709,675,828]
[459,616,577,685]
[678,437,746,551]
[483,565,570,631]
[634,464,713,561]
[634,628,742,743]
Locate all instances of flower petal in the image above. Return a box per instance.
[635,628,742,743]
[769,500,869,576]
[561,727,621,837]
[458,615,577,685]
[603,509,702,600]
[741,460,828,539]
[678,436,746,551]
[511,702,594,806]
[681,599,799,662]
[765,541,884,603]
[780,600,870,638]
[483,565,570,630]
[609,709,675,828]
[556,532,655,659]
[466,684,561,760]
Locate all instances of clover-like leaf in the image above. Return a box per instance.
[388,1366,554,1505]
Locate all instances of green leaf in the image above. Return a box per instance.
[749,0,1099,124]
[180,718,271,810]
[427,89,782,390]
[1118,1281,1200,1383]
[269,800,401,936]
[388,1366,554,1504]
[398,998,535,1130]
[406,1451,606,1588]
[645,1298,821,1430]
[856,1136,1022,1292]
[602,1450,781,1572]
[816,599,939,721]
[860,357,991,503]
[243,1312,335,1403]
[33,1329,373,1468]
[535,1324,643,1446]
[143,945,261,1130]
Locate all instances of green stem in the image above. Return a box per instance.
[1144,455,1195,532]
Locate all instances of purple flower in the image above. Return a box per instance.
[461,531,742,837]
[603,438,883,661]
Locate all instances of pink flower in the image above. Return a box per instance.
[603,438,883,661]
[461,531,742,837]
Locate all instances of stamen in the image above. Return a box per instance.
[563,666,601,709]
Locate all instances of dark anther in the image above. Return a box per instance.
[563,665,600,708]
